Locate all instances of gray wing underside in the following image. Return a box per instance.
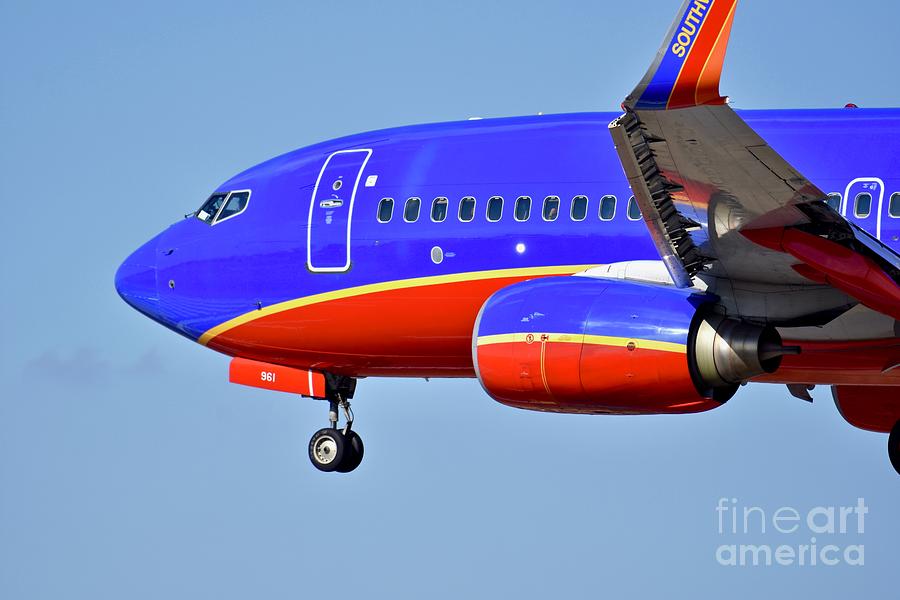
[610,104,833,288]
[609,105,900,291]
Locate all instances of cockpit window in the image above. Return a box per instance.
[196,190,251,225]
[196,193,228,223]
[217,191,250,223]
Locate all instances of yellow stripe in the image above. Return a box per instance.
[584,334,686,354]
[198,264,597,345]
[476,332,686,354]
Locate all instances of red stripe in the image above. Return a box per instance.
[208,275,543,378]
[694,3,736,105]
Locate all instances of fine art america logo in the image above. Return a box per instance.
[715,498,867,567]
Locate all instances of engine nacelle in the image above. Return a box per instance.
[473,277,785,414]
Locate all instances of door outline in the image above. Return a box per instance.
[306,148,372,272]
[842,176,885,240]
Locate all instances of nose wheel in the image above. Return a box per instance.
[308,392,364,473]
[889,421,900,477]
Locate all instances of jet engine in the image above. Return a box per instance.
[472,277,787,414]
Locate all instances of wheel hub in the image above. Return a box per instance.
[313,435,338,464]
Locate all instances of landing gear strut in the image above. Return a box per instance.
[889,421,900,477]
[308,375,363,473]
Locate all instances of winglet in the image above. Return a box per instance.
[624,0,738,110]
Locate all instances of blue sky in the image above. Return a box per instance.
[1,0,898,597]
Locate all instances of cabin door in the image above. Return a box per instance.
[307,149,372,272]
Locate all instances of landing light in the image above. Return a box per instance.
[515,243,526,254]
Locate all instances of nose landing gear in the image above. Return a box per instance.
[308,376,364,473]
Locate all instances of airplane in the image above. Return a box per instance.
[115,0,900,475]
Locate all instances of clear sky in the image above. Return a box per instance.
[1,0,898,597]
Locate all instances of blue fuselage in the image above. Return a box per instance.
[115,108,900,375]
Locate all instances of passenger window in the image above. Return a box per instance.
[514,196,531,221]
[825,192,842,212]
[196,193,228,223]
[542,196,560,221]
[404,197,421,222]
[459,196,476,222]
[571,195,588,221]
[599,195,616,221]
[487,196,503,222]
[627,196,642,220]
[854,193,872,218]
[431,197,448,222]
[377,198,394,223]
[215,191,250,223]
[890,193,900,218]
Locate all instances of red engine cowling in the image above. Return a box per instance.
[833,385,900,433]
[473,277,785,415]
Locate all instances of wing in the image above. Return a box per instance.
[608,0,900,324]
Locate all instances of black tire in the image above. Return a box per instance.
[337,430,365,473]
[890,421,900,477]
[308,428,347,472]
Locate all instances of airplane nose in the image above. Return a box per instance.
[115,237,160,317]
